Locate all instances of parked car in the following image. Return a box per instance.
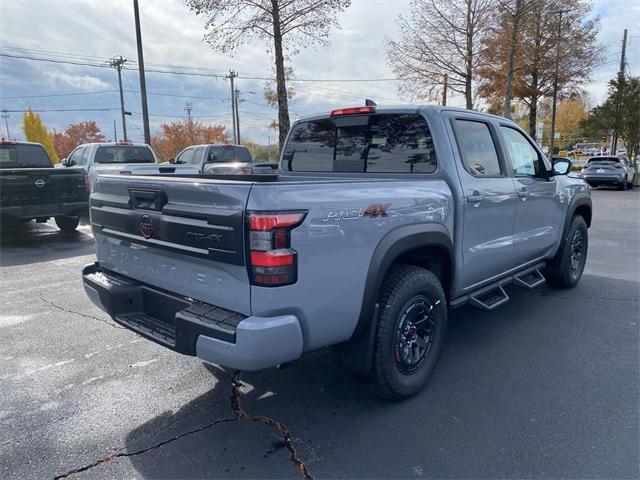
[82,105,592,399]
[581,156,635,189]
[127,144,278,175]
[0,141,88,231]
[58,141,157,188]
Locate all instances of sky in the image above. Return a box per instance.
[0,0,638,144]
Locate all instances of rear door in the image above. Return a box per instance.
[499,125,561,264]
[90,175,253,314]
[447,115,517,290]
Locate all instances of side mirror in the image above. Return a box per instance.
[168,158,175,164]
[552,158,571,176]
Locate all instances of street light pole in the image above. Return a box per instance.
[133,0,151,144]
[549,10,565,157]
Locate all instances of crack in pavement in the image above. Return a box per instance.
[52,371,313,480]
[230,371,313,480]
[39,295,126,329]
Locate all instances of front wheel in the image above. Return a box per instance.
[55,215,80,232]
[544,215,588,288]
[370,265,448,399]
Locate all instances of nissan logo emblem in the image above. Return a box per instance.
[138,214,154,239]
[34,178,46,188]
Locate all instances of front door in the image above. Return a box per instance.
[449,116,518,291]
[499,125,562,265]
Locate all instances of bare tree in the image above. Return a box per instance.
[187,0,351,150]
[386,0,495,109]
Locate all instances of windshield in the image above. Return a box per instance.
[94,145,155,164]
[0,144,52,168]
[206,146,252,163]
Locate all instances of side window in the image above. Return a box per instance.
[176,148,195,164]
[453,119,501,177]
[78,147,91,166]
[500,126,544,177]
[367,114,436,173]
[68,147,84,165]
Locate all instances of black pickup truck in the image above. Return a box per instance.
[0,141,89,231]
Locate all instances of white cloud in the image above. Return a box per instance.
[43,71,112,91]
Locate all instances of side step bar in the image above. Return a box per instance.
[513,268,546,289]
[451,263,546,311]
[468,284,510,311]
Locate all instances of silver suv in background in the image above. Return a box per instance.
[581,156,636,190]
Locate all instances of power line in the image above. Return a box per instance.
[0,51,403,83]
[0,90,119,99]
[1,108,115,112]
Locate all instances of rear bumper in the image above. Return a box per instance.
[0,201,87,220]
[82,263,303,371]
[582,174,626,185]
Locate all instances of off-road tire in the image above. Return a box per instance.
[55,215,80,232]
[544,215,588,288]
[370,264,448,400]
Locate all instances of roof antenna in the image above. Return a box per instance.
[365,98,377,107]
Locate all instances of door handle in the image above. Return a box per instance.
[517,188,529,198]
[466,193,484,203]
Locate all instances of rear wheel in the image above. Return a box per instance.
[619,177,628,190]
[544,215,588,288]
[55,215,80,232]
[370,265,447,399]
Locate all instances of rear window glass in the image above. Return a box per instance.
[94,145,155,164]
[0,144,52,168]
[282,114,436,173]
[588,157,618,163]
[206,146,252,163]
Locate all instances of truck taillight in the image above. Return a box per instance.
[83,174,90,192]
[247,211,306,287]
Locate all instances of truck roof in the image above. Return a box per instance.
[79,142,151,147]
[296,104,514,124]
[0,140,44,146]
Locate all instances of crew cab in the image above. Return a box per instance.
[58,141,157,188]
[82,105,592,399]
[0,141,88,231]
[130,144,277,175]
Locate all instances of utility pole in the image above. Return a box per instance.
[227,70,238,144]
[442,74,448,106]
[133,0,151,144]
[113,119,117,142]
[185,103,194,142]
[234,88,241,144]
[611,29,628,155]
[109,56,128,141]
[549,10,566,157]
[1,110,10,139]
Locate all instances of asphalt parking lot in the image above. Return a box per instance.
[1,188,638,480]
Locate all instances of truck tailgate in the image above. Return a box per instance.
[90,175,252,315]
[0,168,87,207]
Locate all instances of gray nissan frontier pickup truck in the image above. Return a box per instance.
[82,105,592,399]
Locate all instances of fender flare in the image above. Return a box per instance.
[332,223,454,375]
[563,193,592,237]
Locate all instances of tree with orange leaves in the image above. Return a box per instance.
[151,118,230,162]
[53,121,107,160]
